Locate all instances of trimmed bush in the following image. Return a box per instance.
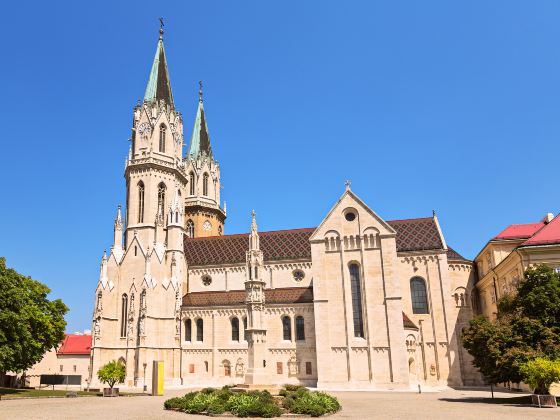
[163,385,339,417]
[227,391,281,418]
[163,397,184,410]
[282,388,340,417]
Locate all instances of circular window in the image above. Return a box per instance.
[293,270,305,282]
[203,220,212,231]
[201,275,212,286]
[345,212,356,221]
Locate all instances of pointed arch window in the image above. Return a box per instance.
[410,277,429,314]
[137,181,145,223]
[231,317,240,342]
[189,172,195,195]
[243,316,247,341]
[159,124,166,153]
[196,318,204,342]
[157,183,166,214]
[282,316,291,341]
[296,316,305,340]
[186,219,195,238]
[185,319,192,341]
[203,173,209,196]
[349,263,364,338]
[120,294,128,338]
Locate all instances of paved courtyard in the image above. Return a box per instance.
[1,388,557,419]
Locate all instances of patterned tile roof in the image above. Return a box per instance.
[184,218,446,266]
[184,228,315,266]
[388,217,444,252]
[182,287,314,307]
[446,246,469,262]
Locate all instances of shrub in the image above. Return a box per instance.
[520,358,560,395]
[184,392,219,414]
[284,384,305,392]
[227,391,281,417]
[282,388,340,417]
[164,386,338,417]
[163,397,184,410]
[207,400,227,415]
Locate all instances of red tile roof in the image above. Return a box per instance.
[521,215,560,246]
[184,217,447,266]
[494,222,545,240]
[57,334,92,355]
[182,286,417,330]
[183,287,314,307]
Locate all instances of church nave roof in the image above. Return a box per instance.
[183,217,462,266]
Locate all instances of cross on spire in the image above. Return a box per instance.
[159,17,164,39]
[199,80,203,102]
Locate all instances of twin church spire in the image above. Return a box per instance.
[123,22,225,247]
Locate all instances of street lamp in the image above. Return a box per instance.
[143,363,147,392]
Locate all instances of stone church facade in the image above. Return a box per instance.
[88,28,482,390]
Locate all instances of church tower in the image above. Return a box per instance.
[125,23,186,248]
[183,82,226,237]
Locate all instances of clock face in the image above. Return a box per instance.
[203,220,212,231]
[138,122,151,138]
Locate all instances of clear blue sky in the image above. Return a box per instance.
[1,1,559,333]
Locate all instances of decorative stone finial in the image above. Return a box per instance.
[345,180,351,191]
[432,209,436,218]
[159,17,164,40]
[199,80,203,102]
[251,210,258,232]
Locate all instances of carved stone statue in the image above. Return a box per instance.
[235,358,245,376]
[288,356,299,376]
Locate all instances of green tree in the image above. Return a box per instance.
[520,357,560,395]
[463,265,560,385]
[0,257,68,375]
[97,360,126,390]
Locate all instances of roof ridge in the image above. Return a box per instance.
[184,227,317,241]
[387,217,433,223]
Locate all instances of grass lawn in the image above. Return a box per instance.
[0,388,98,399]
[441,395,559,405]
[0,387,147,399]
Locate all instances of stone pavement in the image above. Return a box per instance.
[1,388,558,419]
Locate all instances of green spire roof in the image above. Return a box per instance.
[187,98,213,158]
[144,37,174,106]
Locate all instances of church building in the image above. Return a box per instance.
[89,27,482,390]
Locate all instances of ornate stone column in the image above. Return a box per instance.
[244,211,269,385]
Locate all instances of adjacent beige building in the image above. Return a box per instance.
[89,27,482,390]
[474,213,560,319]
[24,334,92,389]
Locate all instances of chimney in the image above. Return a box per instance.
[543,213,555,224]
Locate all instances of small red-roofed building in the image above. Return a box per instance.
[474,213,560,320]
[23,332,92,389]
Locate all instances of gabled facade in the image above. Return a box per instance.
[89,27,482,390]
